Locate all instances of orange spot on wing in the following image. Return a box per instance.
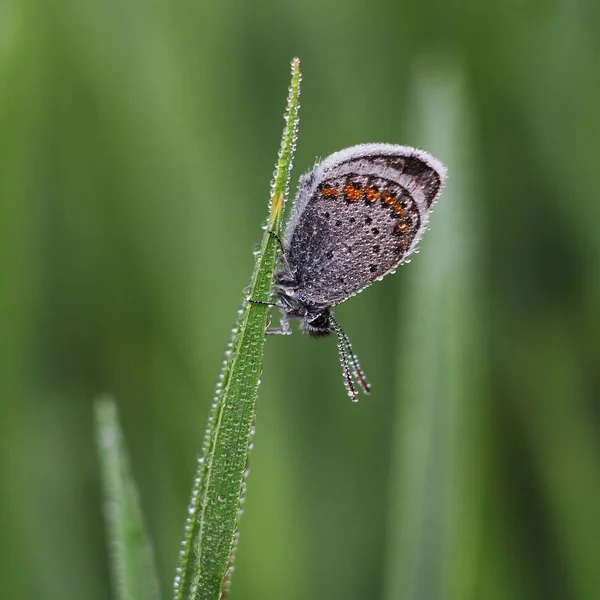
[365,186,380,202]
[321,186,339,198]
[393,203,405,215]
[381,190,396,205]
[396,222,408,235]
[343,183,363,201]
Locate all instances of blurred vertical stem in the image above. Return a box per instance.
[384,67,486,600]
[174,58,301,600]
[95,398,161,600]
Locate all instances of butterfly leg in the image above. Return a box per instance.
[245,297,292,336]
[266,311,291,336]
[267,230,285,253]
[267,229,293,275]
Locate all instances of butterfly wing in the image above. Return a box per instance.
[280,144,447,308]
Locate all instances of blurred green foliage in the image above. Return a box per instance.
[1,1,599,599]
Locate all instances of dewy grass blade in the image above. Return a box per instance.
[95,397,161,600]
[174,58,301,600]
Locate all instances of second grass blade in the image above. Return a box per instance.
[95,397,161,600]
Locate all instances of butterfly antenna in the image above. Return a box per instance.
[332,325,358,401]
[329,314,369,401]
[339,325,371,394]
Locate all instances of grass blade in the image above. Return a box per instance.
[384,66,486,600]
[95,397,161,600]
[174,58,301,600]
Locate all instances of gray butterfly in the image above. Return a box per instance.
[270,143,447,401]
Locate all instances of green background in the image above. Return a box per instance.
[1,0,599,599]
